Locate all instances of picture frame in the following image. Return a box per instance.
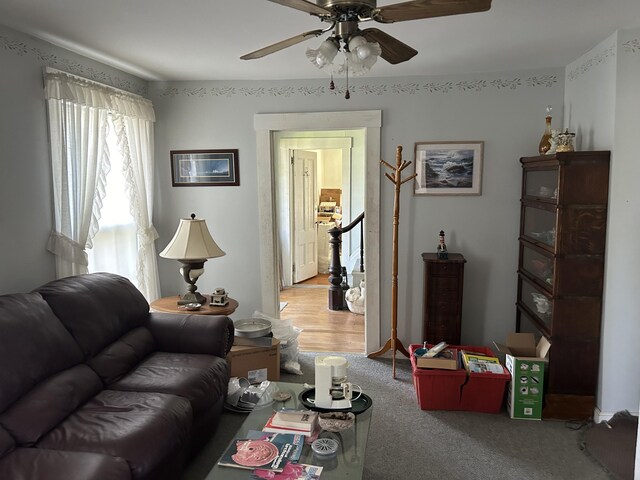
[170,149,239,186]
[414,141,483,195]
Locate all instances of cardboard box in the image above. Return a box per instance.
[494,333,551,420]
[414,347,459,370]
[319,188,341,205]
[410,344,510,413]
[227,338,280,384]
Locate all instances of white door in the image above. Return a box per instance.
[292,150,318,283]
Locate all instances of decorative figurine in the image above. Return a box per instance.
[556,129,576,152]
[437,230,448,260]
[546,129,559,155]
[211,287,229,306]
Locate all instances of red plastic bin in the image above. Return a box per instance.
[410,344,511,413]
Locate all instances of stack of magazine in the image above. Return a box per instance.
[460,350,504,374]
[218,429,323,479]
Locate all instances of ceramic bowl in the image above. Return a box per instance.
[180,302,202,311]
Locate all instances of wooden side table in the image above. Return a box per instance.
[150,296,239,316]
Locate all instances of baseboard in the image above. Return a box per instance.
[593,406,640,423]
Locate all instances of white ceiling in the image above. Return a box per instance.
[1,0,639,81]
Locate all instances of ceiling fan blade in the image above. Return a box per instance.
[241,29,325,60]
[373,0,491,23]
[267,0,331,16]
[361,28,417,65]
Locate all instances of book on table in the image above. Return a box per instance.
[217,431,303,471]
[263,410,318,436]
[460,350,504,374]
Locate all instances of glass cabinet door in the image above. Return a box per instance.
[521,244,554,288]
[524,168,558,200]
[519,278,553,330]
[517,310,548,340]
[522,205,556,248]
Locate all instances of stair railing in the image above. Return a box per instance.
[327,212,364,310]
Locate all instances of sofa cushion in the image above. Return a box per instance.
[0,425,14,459]
[88,327,155,384]
[35,273,150,359]
[0,365,102,446]
[109,352,229,415]
[0,447,131,480]
[37,390,192,480]
[0,293,83,413]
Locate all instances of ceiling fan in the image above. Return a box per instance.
[241,0,492,66]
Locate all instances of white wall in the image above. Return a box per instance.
[318,149,342,190]
[149,69,564,344]
[564,32,618,151]
[564,28,640,419]
[0,24,147,294]
[610,29,640,418]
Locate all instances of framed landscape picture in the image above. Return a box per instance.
[170,149,239,186]
[414,141,483,195]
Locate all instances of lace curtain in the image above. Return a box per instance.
[44,68,160,300]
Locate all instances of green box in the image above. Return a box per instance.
[495,333,551,420]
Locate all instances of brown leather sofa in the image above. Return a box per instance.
[0,272,234,480]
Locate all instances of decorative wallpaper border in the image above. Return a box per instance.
[1,26,561,101]
[622,38,640,53]
[567,45,616,82]
[156,74,558,99]
[566,35,640,82]
[0,32,147,96]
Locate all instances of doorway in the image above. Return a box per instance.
[282,144,364,353]
[277,138,353,288]
[255,110,382,354]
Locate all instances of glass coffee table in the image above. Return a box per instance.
[205,382,372,479]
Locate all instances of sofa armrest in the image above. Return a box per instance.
[147,313,234,358]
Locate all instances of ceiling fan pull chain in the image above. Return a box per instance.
[330,74,335,91]
[345,61,351,99]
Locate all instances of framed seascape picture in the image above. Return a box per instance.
[414,141,483,195]
[170,149,239,186]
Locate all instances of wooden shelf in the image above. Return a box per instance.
[517,151,610,420]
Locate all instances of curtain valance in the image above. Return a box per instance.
[44,70,155,121]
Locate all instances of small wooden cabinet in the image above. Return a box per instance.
[422,253,466,345]
[516,151,610,419]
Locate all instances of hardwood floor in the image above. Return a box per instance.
[279,274,365,353]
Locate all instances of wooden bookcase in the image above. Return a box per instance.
[516,151,610,419]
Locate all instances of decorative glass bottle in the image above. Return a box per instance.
[538,105,553,155]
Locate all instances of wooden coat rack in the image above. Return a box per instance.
[368,146,417,378]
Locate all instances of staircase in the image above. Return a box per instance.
[327,212,364,310]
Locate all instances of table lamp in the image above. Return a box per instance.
[160,213,225,305]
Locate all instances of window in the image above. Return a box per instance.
[87,116,138,285]
[45,68,160,300]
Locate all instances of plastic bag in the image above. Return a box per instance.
[252,310,303,375]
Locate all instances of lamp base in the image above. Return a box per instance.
[177,291,208,306]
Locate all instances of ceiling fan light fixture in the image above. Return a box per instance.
[348,35,373,61]
[344,37,381,76]
[306,37,340,69]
